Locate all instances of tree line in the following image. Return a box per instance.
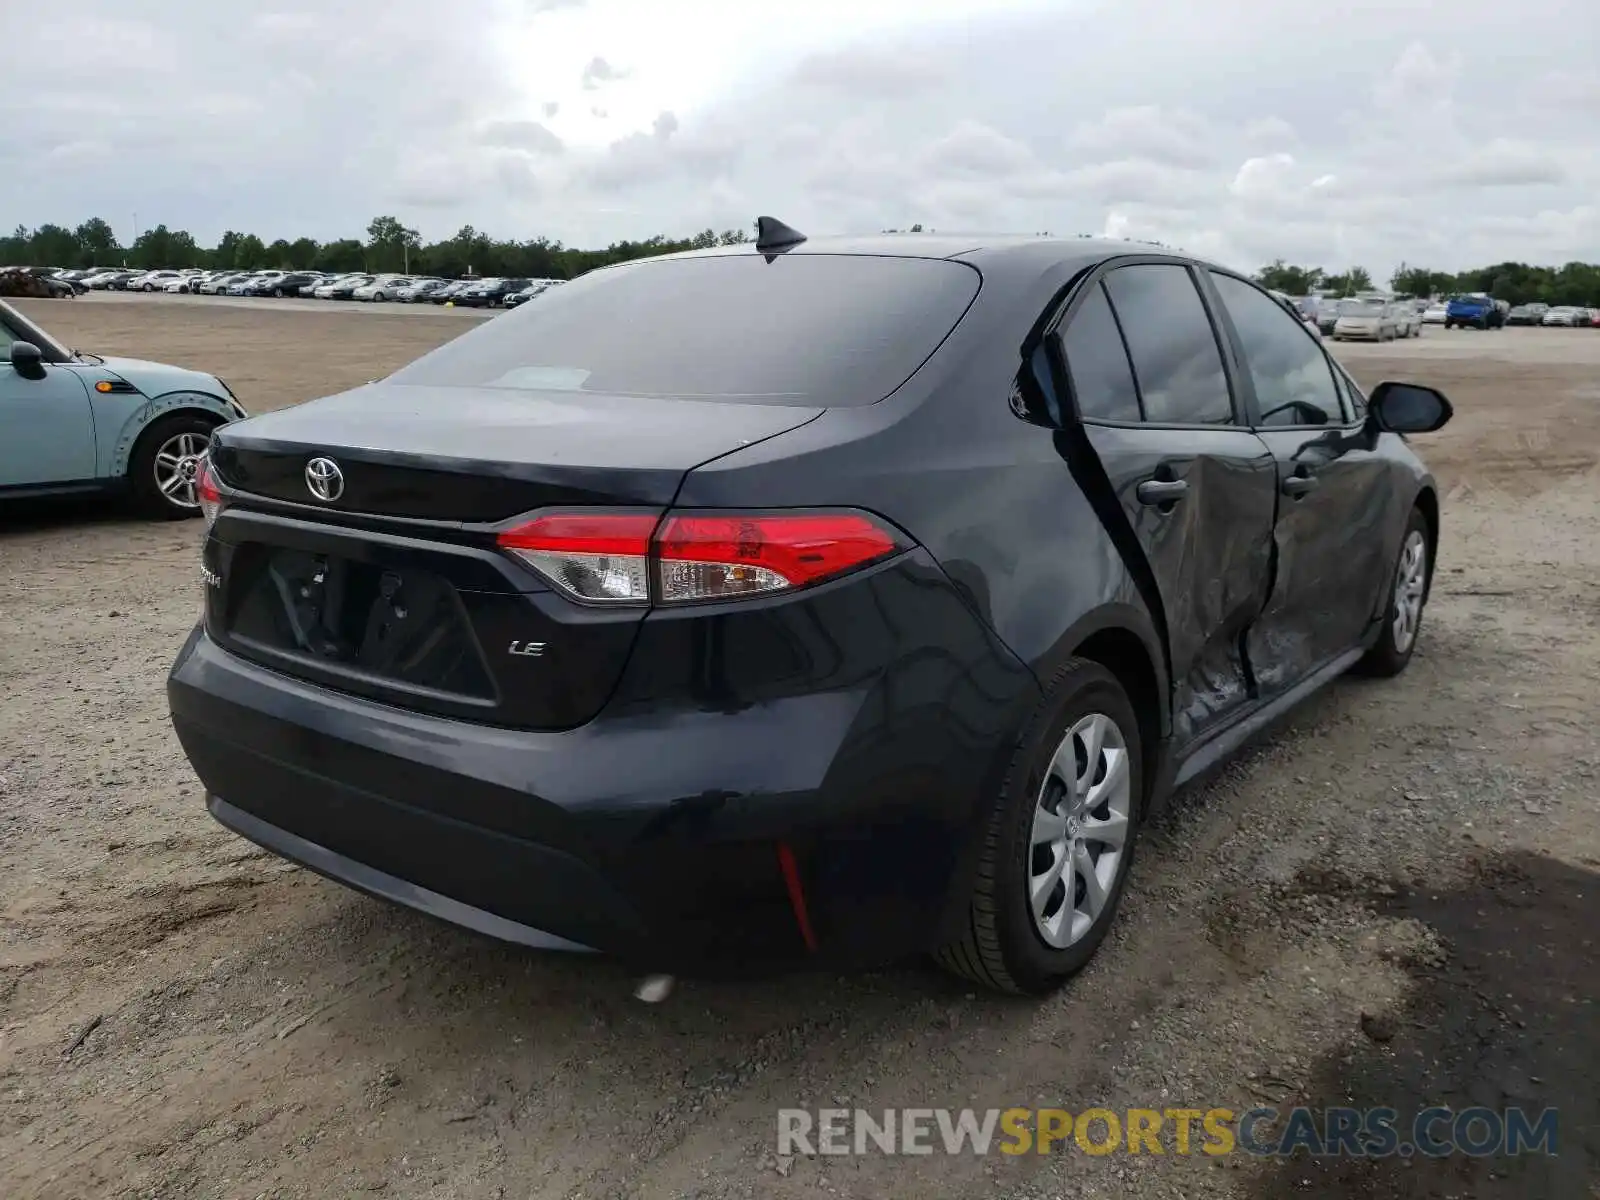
[0,215,753,281]
[5,215,1596,305]
[1255,258,1600,308]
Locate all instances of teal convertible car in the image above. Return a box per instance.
[1,297,244,518]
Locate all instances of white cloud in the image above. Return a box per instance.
[1066,106,1221,170]
[0,0,1595,280]
[1435,140,1568,187]
[790,45,950,96]
[1243,116,1296,145]
[581,55,630,89]
[480,120,565,155]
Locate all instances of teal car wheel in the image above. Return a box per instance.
[129,413,218,519]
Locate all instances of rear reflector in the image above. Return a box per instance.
[496,510,906,605]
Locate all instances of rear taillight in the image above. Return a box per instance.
[498,513,656,604]
[195,454,226,529]
[496,510,907,606]
[654,513,901,602]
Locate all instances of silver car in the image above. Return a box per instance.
[1332,299,1400,342]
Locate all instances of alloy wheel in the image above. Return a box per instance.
[152,431,210,510]
[1029,712,1133,949]
[1391,530,1427,653]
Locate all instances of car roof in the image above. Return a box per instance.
[644,233,1189,279]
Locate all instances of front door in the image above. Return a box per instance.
[0,325,96,487]
[1204,271,1393,694]
[1055,263,1279,750]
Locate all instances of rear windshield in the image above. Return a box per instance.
[387,252,981,406]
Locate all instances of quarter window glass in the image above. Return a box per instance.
[1336,366,1366,422]
[1102,265,1233,425]
[1059,283,1142,422]
[1211,273,1343,427]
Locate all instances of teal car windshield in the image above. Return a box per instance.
[1,299,75,360]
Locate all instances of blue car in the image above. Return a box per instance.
[1444,293,1504,330]
[1,297,245,518]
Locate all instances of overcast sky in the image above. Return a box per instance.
[2,0,1595,278]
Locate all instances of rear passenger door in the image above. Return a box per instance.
[1204,271,1393,695]
[1053,262,1279,750]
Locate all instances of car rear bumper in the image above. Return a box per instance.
[208,794,598,952]
[168,583,1035,972]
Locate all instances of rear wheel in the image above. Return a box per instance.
[1356,508,1430,677]
[128,413,218,520]
[937,659,1143,994]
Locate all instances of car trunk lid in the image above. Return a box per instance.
[209,381,821,519]
[202,382,822,728]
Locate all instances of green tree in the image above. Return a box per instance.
[29,223,79,267]
[314,239,365,273]
[1256,260,1324,294]
[288,237,320,269]
[234,234,267,269]
[1,224,29,264]
[130,224,199,270]
[1320,267,1373,296]
[74,217,120,267]
[214,230,244,269]
[365,215,422,273]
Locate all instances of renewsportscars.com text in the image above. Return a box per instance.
[776,1105,1558,1159]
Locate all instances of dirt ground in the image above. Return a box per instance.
[2,298,1597,1200]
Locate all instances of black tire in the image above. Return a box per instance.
[1356,507,1430,678]
[936,659,1145,994]
[127,412,218,520]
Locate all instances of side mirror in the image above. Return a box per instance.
[9,340,45,379]
[1368,381,1453,434]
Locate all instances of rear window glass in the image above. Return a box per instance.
[387,253,980,406]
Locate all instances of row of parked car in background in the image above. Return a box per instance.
[1282,291,1600,341]
[37,267,566,308]
[1501,301,1599,327]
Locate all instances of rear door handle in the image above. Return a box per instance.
[1281,473,1319,497]
[1136,478,1189,505]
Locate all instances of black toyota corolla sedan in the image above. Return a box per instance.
[168,220,1452,993]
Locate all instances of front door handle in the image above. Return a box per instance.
[1281,473,1319,497]
[1136,478,1189,505]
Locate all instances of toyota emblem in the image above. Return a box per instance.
[304,457,345,502]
